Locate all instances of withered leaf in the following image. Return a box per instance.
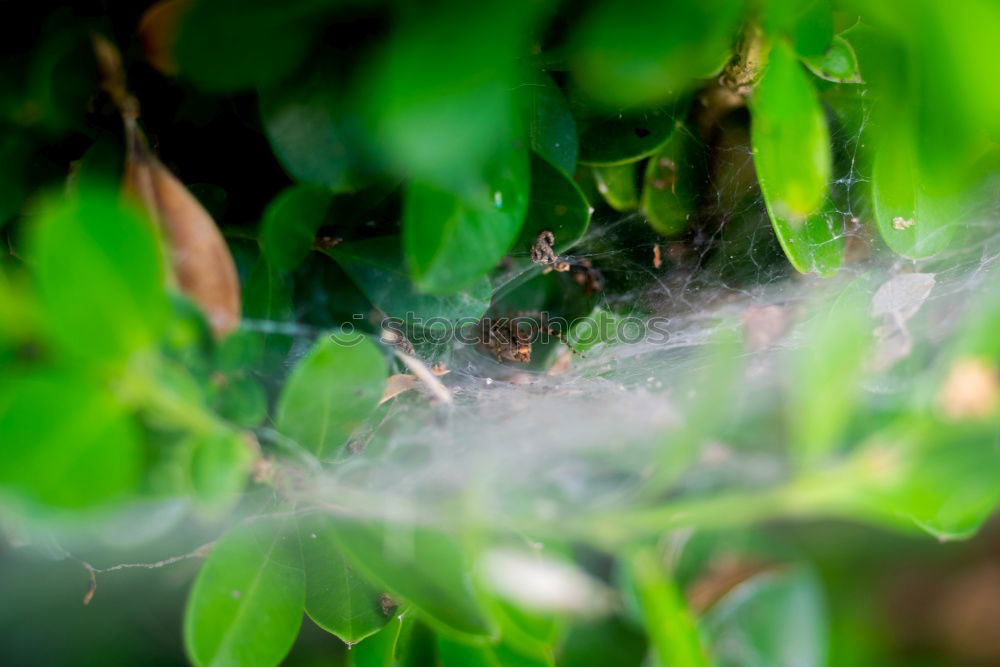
[124,122,241,337]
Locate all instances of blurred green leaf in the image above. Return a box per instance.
[641,125,698,236]
[516,153,591,255]
[190,431,254,513]
[299,514,391,645]
[242,255,294,368]
[276,334,385,458]
[260,76,375,193]
[175,0,328,92]
[570,0,743,107]
[260,185,332,272]
[436,635,552,667]
[184,517,305,667]
[212,374,267,428]
[517,72,579,176]
[763,0,834,58]
[0,134,33,225]
[365,0,539,185]
[703,567,827,667]
[29,190,169,363]
[624,546,707,667]
[788,284,872,468]
[329,518,494,639]
[327,236,492,322]
[350,614,414,667]
[871,121,959,258]
[403,141,529,294]
[558,617,647,667]
[750,41,842,275]
[0,372,140,508]
[592,163,638,212]
[802,35,863,84]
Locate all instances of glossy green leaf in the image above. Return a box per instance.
[640,124,698,236]
[0,372,140,508]
[787,284,871,468]
[871,122,959,258]
[260,185,332,272]
[403,142,529,294]
[577,106,679,167]
[802,35,863,84]
[327,236,492,323]
[750,41,842,275]
[299,514,391,645]
[260,76,374,193]
[189,431,254,512]
[28,189,168,362]
[703,567,826,667]
[184,518,305,667]
[592,163,638,212]
[175,0,327,92]
[516,153,591,255]
[276,335,385,458]
[570,0,743,107]
[517,72,578,175]
[624,546,707,667]
[329,518,494,638]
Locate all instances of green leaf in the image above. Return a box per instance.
[517,72,579,175]
[871,122,959,258]
[592,163,638,212]
[175,0,327,92]
[437,636,552,667]
[787,283,871,468]
[299,514,391,645]
[703,567,827,667]
[184,518,305,667]
[212,374,268,428]
[750,41,842,275]
[403,142,529,294]
[364,0,540,185]
[242,255,294,369]
[763,0,834,58]
[329,518,494,639]
[515,153,590,255]
[802,35,863,84]
[28,189,168,362]
[570,0,743,107]
[641,124,698,236]
[0,134,33,225]
[0,372,140,508]
[327,236,492,323]
[260,185,332,272]
[350,614,412,667]
[577,106,680,167]
[190,431,254,513]
[275,335,386,458]
[861,420,1000,540]
[260,76,374,193]
[624,546,707,667]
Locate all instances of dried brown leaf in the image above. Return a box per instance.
[124,125,241,337]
